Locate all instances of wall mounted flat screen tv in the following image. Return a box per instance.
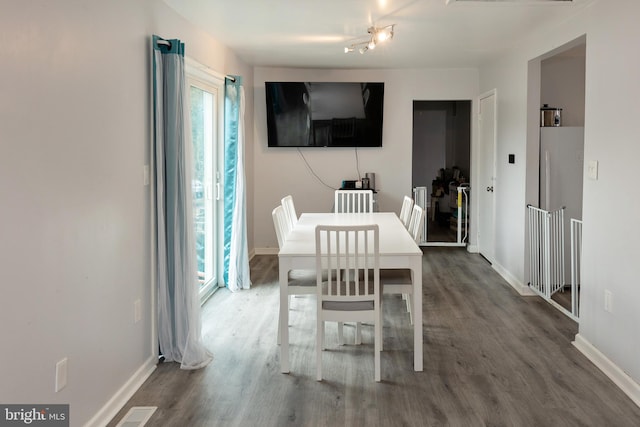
[265,82,384,147]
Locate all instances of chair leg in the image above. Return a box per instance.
[277,294,292,345]
[407,294,413,325]
[316,319,324,381]
[374,317,381,382]
[355,322,362,345]
[338,322,344,345]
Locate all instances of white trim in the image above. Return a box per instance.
[84,357,157,427]
[185,57,226,85]
[254,247,279,255]
[547,297,578,322]
[420,242,467,247]
[476,89,498,264]
[185,61,226,296]
[573,334,640,408]
[491,261,536,296]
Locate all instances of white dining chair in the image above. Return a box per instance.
[334,189,374,213]
[272,205,316,344]
[381,204,424,325]
[281,195,298,230]
[399,195,414,228]
[407,204,425,242]
[315,224,381,382]
[334,189,375,342]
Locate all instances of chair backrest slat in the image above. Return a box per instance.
[315,224,379,300]
[272,205,291,248]
[407,205,425,243]
[281,195,298,230]
[334,190,374,213]
[399,195,414,228]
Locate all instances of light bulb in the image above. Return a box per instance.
[377,26,394,42]
[368,40,376,50]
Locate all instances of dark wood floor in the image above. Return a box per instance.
[426,212,458,243]
[109,248,640,426]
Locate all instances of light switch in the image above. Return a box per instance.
[55,358,68,392]
[588,160,598,180]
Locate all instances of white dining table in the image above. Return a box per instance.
[278,212,423,373]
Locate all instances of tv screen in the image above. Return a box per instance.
[265,82,384,147]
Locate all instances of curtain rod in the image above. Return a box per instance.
[156,38,236,83]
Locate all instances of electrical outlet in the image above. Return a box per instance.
[55,358,68,392]
[134,299,142,323]
[604,290,613,313]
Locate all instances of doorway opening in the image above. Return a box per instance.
[412,100,471,245]
[186,59,226,305]
[525,36,586,320]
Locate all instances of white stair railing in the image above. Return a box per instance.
[413,185,468,247]
[527,205,565,299]
[456,186,470,244]
[570,219,583,318]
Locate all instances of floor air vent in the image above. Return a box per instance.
[115,406,157,427]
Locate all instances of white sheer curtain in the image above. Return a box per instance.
[223,77,251,291]
[152,35,212,369]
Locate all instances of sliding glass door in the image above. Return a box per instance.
[188,76,222,302]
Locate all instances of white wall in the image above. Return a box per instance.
[253,67,479,251]
[0,1,252,425]
[479,0,640,392]
[541,45,586,127]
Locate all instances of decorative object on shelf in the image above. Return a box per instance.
[540,104,562,127]
[344,24,395,54]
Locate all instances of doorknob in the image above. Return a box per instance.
[486,186,494,192]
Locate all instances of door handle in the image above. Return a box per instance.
[486,186,494,192]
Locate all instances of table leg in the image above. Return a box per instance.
[279,260,290,373]
[412,257,423,371]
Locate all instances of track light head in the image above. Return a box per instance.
[344,24,395,55]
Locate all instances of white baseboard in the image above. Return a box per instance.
[466,244,479,253]
[491,261,536,296]
[573,334,640,408]
[85,356,157,427]
[254,247,279,255]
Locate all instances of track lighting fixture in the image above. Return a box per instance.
[344,24,395,54]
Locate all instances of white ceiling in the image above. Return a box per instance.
[163,0,590,69]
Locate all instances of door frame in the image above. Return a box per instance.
[185,57,226,304]
[411,100,472,247]
[476,89,497,263]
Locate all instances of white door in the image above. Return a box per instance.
[478,91,497,263]
[188,76,223,303]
